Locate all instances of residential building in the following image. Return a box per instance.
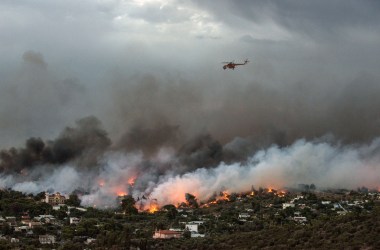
[238,213,250,219]
[45,192,66,205]
[283,203,295,209]
[293,216,307,224]
[39,234,56,244]
[70,217,80,224]
[153,230,182,239]
[185,224,198,232]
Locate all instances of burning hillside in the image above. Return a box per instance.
[0,116,379,210]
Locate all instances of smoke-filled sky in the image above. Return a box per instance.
[1,1,380,207]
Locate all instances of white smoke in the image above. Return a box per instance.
[146,139,380,206]
[0,138,379,208]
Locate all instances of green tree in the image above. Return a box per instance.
[66,193,81,207]
[162,204,177,220]
[121,195,138,215]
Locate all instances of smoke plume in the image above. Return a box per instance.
[1,52,380,209]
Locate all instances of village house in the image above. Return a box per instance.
[5,217,17,227]
[70,217,80,224]
[39,234,56,244]
[185,224,199,233]
[10,238,19,243]
[238,213,250,219]
[45,192,66,205]
[293,216,307,224]
[29,221,43,229]
[21,213,31,225]
[283,203,295,209]
[188,221,204,225]
[153,230,182,239]
[14,226,28,232]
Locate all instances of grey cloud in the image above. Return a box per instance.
[22,50,47,68]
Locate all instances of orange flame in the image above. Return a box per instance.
[148,203,159,213]
[117,191,127,196]
[220,191,230,201]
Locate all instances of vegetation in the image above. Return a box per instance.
[0,188,379,249]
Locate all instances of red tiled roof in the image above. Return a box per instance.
[156,230,182,235]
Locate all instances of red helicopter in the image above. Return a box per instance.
[222,59,249,70]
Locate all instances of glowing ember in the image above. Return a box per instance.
[98,179,105,187]
[200,191,231,208]
[117,192,127,196]
[128,177,136,186]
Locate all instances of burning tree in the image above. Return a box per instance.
[185,193,199,208]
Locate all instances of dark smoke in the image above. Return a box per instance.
[0,116,110,173]
[117,123,180,156]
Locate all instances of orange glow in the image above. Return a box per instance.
[117,192,127,196]
[268,188,274,193]
[220,191,230,201]
[98,179,105,187]
[200,191,231,208]
[148,203,159,213]
[128,176,137,187]
[277,190,286,197]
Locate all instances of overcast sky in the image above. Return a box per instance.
[1,0,380,148]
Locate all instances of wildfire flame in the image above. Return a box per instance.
[148,203,159,213]
[117,191,127,196]
[201,190,231,208]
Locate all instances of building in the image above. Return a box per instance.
[70,217,80,224]
[153,230,182,239]
[191,232,205,238]
[29,222,43,229]
[21,213,31,225]
[39,234,56,244]
[283,203,295,209]
[45,192,66,205]
[185,224,199,233]
[293,216,307,224]
[238,213,250,219]
[5,217,17,227]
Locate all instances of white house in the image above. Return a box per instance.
[282,203,295,209]
[39,235,56,244]
[70,217,80,224]
[238,213,250,219]
[293,216,307,223]
[185,224,198,233]
[191,232,205,238]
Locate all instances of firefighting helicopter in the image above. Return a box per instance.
[222,59,249,70]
